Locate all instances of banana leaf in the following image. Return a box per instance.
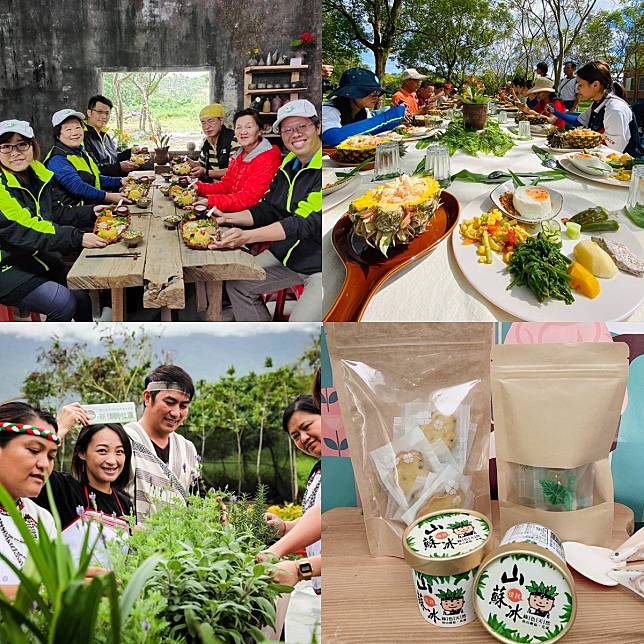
[448,169,566,184]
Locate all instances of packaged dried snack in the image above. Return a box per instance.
[326,323,493,557]
[491,342,629,546]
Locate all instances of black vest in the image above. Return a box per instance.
[588,95,643,158]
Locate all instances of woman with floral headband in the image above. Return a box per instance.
[0,401,61,597]
[34,403,133,530]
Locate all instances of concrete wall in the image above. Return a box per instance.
[0,0,321,145]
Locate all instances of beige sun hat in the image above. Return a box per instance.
[400,68,427,81]
[527,77,557,95]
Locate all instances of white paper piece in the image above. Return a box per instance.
[81,402,138,425]
[61,513,129,568]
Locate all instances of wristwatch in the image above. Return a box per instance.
[297,558,313,581]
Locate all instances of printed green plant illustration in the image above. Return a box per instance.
[540,474,577,511]
[535,624,565,641]
[447,520,473,530]
[559,592,574,623]
[436,588,465,601]
[526,580,559,599]
[487,614,532,643]
[501,554,549,568]
[476,570,489,600]
[406,535,417,552]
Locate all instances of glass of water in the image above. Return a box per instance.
[517,120,532,140]
[627,165,644,209]
[425,144,451,187]
[374,141,402,181]
[489,102,498,116]
[498,110,507,124]
[445,107,455,120]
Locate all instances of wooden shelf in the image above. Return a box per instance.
[245,65,308,72]
[246,87,307,94]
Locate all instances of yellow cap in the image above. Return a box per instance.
[199,103,225,119]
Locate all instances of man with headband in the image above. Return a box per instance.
[187,103,237,182]
[124,364,200,523]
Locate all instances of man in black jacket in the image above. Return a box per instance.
[83,95,136,177]
[187,103,236,182]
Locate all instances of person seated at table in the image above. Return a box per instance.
[193,109,281,212]
[82,95,137,177]
[187,103,237,182]
[391,68,428,115]
[45,109,128,207]
[208,100,321,322]
[417,81,440,110]
[546,61,643,156]
[519,78,568,129]
[432,82,448,106]
[0,120,107,321]
[321,68,405,147]
[34,403,133,530]
[0,401,60,598]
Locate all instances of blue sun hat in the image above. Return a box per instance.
[328,68,385,100]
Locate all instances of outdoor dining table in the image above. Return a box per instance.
[323,128,644,322]
[67,174,266,321]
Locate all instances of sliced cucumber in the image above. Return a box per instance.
[541,219,562,248]
[566,222,582,239]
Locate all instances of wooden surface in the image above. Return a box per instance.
[322,505,644,644]
[67,178,266,320]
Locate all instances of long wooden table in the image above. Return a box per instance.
[67,175,266,321]
[322,505,644,643]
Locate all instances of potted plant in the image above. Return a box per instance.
[151,124,171,165]
[290,31,315,64]
[459,80,490,130]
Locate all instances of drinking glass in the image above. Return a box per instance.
[517,120,532,140]
[374,141,402,181]
[627,165,644,209]
[498,110,507,124]
[445,107,455,120]
[489,102,498,116]
[425,144,451,187]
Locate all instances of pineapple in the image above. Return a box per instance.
[334,135,381,164]
[547,127,603,149]
[515,113,549,125]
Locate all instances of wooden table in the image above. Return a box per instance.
[322,505,644,643]
[67,177,266,321]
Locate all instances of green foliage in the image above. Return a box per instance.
[559,592,574,624]
[525,580,559,599]
[103,490,290,643]
[500,554,549,568]
[447,520,472,530]
[435,587,465,601]
[406,535,417,551]
[540,475,576,510]
[487,613,532,642]
[536,625,565,642]
[476,570,489,600]
[0,484,160,643]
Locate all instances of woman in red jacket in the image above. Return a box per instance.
[517,78,568,129]
[194,109,281,212]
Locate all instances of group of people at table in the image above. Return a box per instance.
[0,364,322,605]
[321,60,642,157]
[0,96,322,322]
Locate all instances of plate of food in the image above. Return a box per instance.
[181,219,221,249]
[413,114,443,125]
[171,158,192,176]
[544,127,603,153]
[322,168,362,197]
[325,134,405,169]
[94,213,130,243]
[452,193,644,321]
[325,174,460,321]
[384,125,437,142]
[559,151,638,188]
[490,177,563,224]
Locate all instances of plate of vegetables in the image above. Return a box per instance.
[558,151,641,188]
[451,192,644,321]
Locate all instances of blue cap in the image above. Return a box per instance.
[328,68,385,99]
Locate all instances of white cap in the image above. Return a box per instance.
[52,109,86,127]
[0,120,34,139]
[401,68,427,81]
[273,99,318,133]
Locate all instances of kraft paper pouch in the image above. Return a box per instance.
[326,323,493,558]
[491,342,629,547]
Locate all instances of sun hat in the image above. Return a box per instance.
[273,99,319,132]
[0,120,34,139]
[52,109,86,127]
[327,68,385,100]
[199,103,225,119]
[527,77,557,95]
[400,68,427,81]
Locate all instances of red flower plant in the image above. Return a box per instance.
[292,32,316,47]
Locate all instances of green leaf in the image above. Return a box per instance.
[487,613,532,642]
[476,570,489,600]
[507,169,525,187]
[119,554,163,625]
[559,591,574,623]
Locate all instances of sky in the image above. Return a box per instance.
[359,0,621,74]
[0,323,321,403]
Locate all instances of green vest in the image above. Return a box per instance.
[45,143,101,206]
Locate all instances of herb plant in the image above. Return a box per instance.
[417,119,514,157]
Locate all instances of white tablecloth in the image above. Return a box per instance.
[323,134,644,321]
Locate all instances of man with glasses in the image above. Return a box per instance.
[321,68,405,146]
[187,103,236,183]
[206,100,322,322]
[83,95,137,177]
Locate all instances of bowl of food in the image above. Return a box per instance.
[159,185,170,196]
[162,215,182,230]
[116,205,130,217]
[161,173,172,182]
[122,230,144,247]
[491,180,563,224]
[136,197,152,209]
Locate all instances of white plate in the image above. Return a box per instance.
[559,157,629,189]
[544,144,602,154]
[322,171,361,197]
[452,191,644,321]
[490,180,563,223]
[322,174,365,212]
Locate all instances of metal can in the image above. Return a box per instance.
[402,509,493,628]
[473,523,577,643]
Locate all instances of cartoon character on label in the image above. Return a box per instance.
[449,519,475,537]
[437,588,465,615]
[526,581,558,617]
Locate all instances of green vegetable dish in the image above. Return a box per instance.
[417,118,515,157]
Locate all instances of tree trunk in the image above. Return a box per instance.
[256,403,266,484]
[236,431,243,493]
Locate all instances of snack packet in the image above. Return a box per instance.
[491,342,629,546]
[326,323,493,557]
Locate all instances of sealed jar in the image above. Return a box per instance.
[474,523,576,643]
[402,509,493,628]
